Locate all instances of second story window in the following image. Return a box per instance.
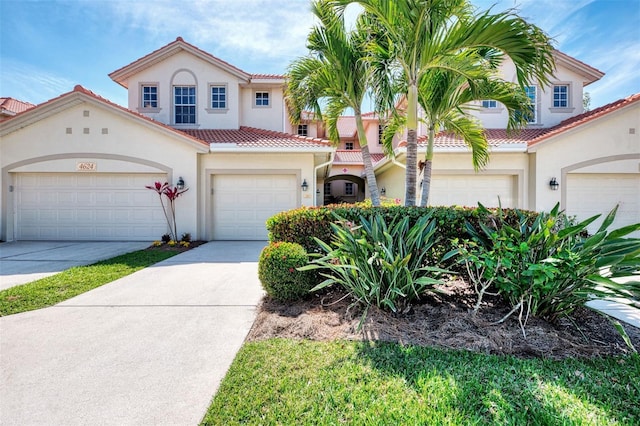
[141,85,158,108]
[345,142,354,150]
[516,86,538,124]
[255,91,270,107]
[210,85,226,109]
[345,182,354,196]
[378,124,384,144]
[481,100,497,109]
[174,86,196,124]
[553,84,569,108]
[297,124,308,136]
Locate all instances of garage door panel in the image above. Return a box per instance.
[213,174,298,240]
[429,175,515,208]
[16,172,167,241]
[567,174,640,236]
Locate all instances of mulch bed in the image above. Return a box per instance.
[144,240,207,253]
[247,280,640,359]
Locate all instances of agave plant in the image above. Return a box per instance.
[300,212,450,328]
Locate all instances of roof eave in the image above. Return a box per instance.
[209,145,334,153]
[553,50,605,86]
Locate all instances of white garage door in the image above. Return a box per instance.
[212,174,298,240]
[429,174,516,208]
[16,173,168,241]
[566,173,640,235]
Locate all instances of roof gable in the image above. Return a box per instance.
[0,85,209,152]
[109,37,251,88]
[552,50,604,86]
[109,37,285,88]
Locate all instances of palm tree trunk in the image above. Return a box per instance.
[419,125,435,207]
[405,83,418,206]
[355,113,381,206]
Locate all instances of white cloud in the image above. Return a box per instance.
[104,0,316,65]
[584,43,640,105]
[0,60,76,104]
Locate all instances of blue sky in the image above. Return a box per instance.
[1,0,638,110]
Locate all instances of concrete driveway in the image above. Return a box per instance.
[0,241,151,290]
[0,241,266,425]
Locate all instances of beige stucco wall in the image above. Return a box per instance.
[530,101,640,213]
[199,152,317,239]
[457,58,588,129]
[239,86,286,131]
[375,151,529,207]
[0,99,202,241]
[126,51,244,129]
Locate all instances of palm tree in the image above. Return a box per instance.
[333,0,555,206]
[415,70,533,206]
[286,0,382,206]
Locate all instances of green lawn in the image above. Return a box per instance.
[203,338,640,425]
[0,249,179,316]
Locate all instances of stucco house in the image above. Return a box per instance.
[0,37,333,242]
[1,38,638,242]
[329,52,639,234]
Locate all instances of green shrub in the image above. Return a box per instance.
[459,203,640,330]
[258,242,316,301]
[267,204,538,272]
[301,212,450,327]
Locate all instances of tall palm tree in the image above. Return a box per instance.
[415,69,533,206]
[286,0,382,206]
[333,0,554,206]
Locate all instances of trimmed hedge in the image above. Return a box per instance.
[267,203,540,263]
[258,242,317,301]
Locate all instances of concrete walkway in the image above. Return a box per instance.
[0,241,151,290]
[0,241,266,426]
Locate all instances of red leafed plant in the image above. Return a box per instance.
[145,181,189,241]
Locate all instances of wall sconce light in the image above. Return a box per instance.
[380,187,386,196]
[549,177,559,191]
[301,179,309,191]
[177,176,185,190]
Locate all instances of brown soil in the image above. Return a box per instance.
[247,280,640,359]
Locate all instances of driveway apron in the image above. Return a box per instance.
[0,241,266,426]
[0,241,151,290]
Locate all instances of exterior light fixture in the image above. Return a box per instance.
[301,179,309,191]
[380,187,386,196]
[177,176,185,190]
[549,177,559,191]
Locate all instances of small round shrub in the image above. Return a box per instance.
[258,242,316,301]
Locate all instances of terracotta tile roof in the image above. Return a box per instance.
[412,94,640,149]
[528,93,640,146]
[337,116,357,137]
[110,37,284,87]
[416,128,544,148]
[0,85,209,149]
[0,97,35,115]
[333,149,385,164]
[181,126,331,149]
[251,74,285,80]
